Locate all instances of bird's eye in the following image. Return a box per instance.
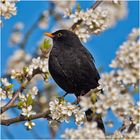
[57,33,62,37]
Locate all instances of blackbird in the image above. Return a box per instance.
[45,29,100,97]
[45,30,105,132]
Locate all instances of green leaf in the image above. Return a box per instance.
[23,67,29,74]
[44,39,51,49]
[17,101,24,108]
[91,93,97,103]
[77,3,81,12]
[27,94,33,106]
[40,39,51,53]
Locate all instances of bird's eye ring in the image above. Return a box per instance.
[57,33,62,37]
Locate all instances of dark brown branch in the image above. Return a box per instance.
[70,0,103,30]
[119,118,136,133]
[127,123,136,133]
[1,110,50,126]
[1,69,42,114]
[1,87,24,114]
[20,15,43,49]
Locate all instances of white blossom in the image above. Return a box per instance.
[0,101,10,119]
[19,92,27,102]
[95,28,139,119]
[51,0,75,14]
[21,105,36,117]
[79,96,93,111]
[24,121,35,129]
[0,0,19,25]
[75,28,90,42]
[0,78,13,100]
[107,130,140,140]
[62,122,105,139]
[28,86,38,99]
[49,98,85,125]
[40,59,48,72]
[74,109,85,125]
[110,28,139,85]
[101,1,128,26]
[7,49,31,74]
[64,1,127,42]
[38,10,49,29]
[9,22,24,46]
[128,101,140,124]
[112,0,120,4]
[28,57,48,76]
[96,71,133,118]
[0,87,6,100]
[1,78,11,86]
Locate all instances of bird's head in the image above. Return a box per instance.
[44,30,80,46]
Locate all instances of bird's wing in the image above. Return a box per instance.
[49,54,75,92]
[74,45,100,87]
[81,45,95,62]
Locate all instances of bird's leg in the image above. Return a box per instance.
[76,96,81,104]
[62,92,68,97]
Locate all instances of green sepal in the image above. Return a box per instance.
[17,101,24,109]
[5,84,14,90]
[27,94,33,106]
[77,3,81,12]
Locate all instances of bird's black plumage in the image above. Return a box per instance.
[48,30,100,97]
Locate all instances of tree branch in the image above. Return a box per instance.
[1,87,24,114]
[1,69,42,114]
[1,110,50,126]
[20,15,43,49]
[70,0,103,30]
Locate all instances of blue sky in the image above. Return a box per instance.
[1,1,139,139]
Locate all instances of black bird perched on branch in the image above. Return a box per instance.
[45,29,105,132]
[45,29,100,98]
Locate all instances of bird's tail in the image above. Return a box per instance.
[85,109,105,133]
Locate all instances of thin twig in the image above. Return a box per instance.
[1,87,24,114]
[1,110,50,126]
[20,15,43,49]
[70,0,103,30]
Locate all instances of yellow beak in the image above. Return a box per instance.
[44,32,55,38]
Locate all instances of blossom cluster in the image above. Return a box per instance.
[18,86,38,129]
[128,101,140,124]
[65,7,108,42]
[107,130,140,140]
[7,49,31,74]
[0,101,10,120]
[101,1,127,26]
[97,72,133,118]
[96,28,139,119]
[11,56,49,83]
[51,0,75,14]
[64,28,140,139]
[49,98,85,125]
[64,1,127,42]
[110,28,140,85]
[62,121,140,140]
[0,78,13,100]
[28,57,48,76]
[9,22,24,46]
[0,0,19,26]
[62,122,105,139]
[38,10,49,29]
